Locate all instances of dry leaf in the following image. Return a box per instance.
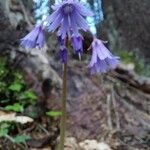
[0,111,33,124]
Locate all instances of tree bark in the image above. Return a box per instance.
[98,0,150,62]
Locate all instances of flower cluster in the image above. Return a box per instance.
[20,0,119,74]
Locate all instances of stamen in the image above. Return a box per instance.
[62,4,74,14]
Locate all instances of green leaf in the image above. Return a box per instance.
[0,129,8,137]
[46,111,62,117]
[13,135,31,144]
[9,83,23,92]
[19,91,37,101]
[14,72,23,80]
[13,72,25,84]
[0,122,11,129]
[5,103,23,112]
[0,122,11,137]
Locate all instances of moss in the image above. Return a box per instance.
[115,50,150,77]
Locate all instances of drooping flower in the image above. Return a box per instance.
[88,38,119,74]
[59,45,68,63]
[47,0,93,39]
[57,35,65,46]
[20,25,45,49]
[71,34,83,54]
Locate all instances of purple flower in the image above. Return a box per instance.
[47,0,93,39]
[88,38,119,74]
[57,35,65,45]
[20,25,45,49]
[71,34,83,54]
[60,45,67,63]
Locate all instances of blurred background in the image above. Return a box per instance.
[0,0,149,149]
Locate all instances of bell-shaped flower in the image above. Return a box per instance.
[57,35,65,46]
[59,45,68,63]
[71,34,83,54]
[47,0,93,39]
[88,38,119,74]
[20,25,45,49]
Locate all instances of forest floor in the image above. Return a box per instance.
[0,57,149,150]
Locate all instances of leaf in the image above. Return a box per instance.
[46,111,62,117]
[0,112,16,122]
[5,103,23,112]
[0,128,8,137]
[0,122,10,137]
[15,116,33,124]
[0,122,11,129]
[14,72,23,80]
[13,72,25,84]
[9,83,23,92]
[13,135,31,144]
[0,111,33,124]
[19,91,37,101]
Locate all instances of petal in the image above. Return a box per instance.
[106,57,119,69]
[20,40,36,48]
[97,59,108,73]
[59,15,69,39]
[60,45,68,63]
[21,26,39,41]
[48,13,63,32]
[20,26,40,48]
[89,59,108,74]
[74,2,93,17]
[98,40,113,59]
[71,35,83,53]
[88,48,97,67]
[36,30,45,48]
[73,11,89,31]
[92,39,113,60]
[46,7,61,23]
[69,13,79,35]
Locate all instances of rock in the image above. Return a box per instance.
[20,49,62,89]
[64,137,79,150]
[118,63,135,71]
[30,147,52,150]
[79,140,112,150]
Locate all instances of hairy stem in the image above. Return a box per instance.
[58,63,67,150]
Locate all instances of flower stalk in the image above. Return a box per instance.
[58,63,67,150]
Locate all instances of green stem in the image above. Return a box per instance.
[58,63,67,150]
